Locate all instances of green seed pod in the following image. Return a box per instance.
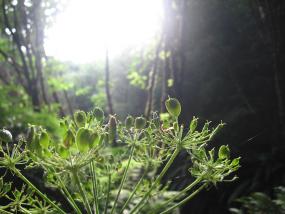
[108,116,117,143]
[74,110,87,127]
[93,107,104,122]
[59,145,69,158]
[135,117,146,129]
[218,145,230,160]
[0,129,12,143]
[125,115,134,129]
[89,132,100,148]
[210,122,225,140]
[165,97,181,117]
[76,128,92,152]
[39,130,49,149]
[189,117,198,134]
[63,129,75,148]
[230,157,240,167]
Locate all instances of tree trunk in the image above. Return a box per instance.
[105,49,114,115]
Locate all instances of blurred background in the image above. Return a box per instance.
[0,0,285,213]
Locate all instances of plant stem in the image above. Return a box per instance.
[130,147,180,214]
[119,166,148,214]
[91,161,100,214]
[160,183,207,214]
[55,173,82,214]
[0,208,13,214]
[110,144,135,214]
[160,177,202,208]
[72,170,92,214]
[12,168,65,214]
[104,173,111,214]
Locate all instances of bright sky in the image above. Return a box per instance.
[45,0,163,63]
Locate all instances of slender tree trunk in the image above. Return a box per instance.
[63,90,74,116]
[105,49,114,115]
[52,92,65,117]
[144,39,162,118]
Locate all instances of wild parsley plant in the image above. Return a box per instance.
[0,98,240,214]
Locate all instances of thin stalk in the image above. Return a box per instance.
[0,209,13,214]
[12,168,65,214]
[119,167,148,214]
[110,144,135,214]
[159,177,202,208]
[130,147,180,214]
[72,171,92,214]
[55,173,82,214]
[104,173,111,214]
[160,183,207,214]
[91,161,100,214]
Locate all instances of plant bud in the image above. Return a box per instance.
[39,130,49,149]
[165,97,181,117]
[0,129,12,143]
[218,145,230,160]
[135,117,146,129]
[74,110,87,127]
[27,126,35,143]
[108,116,117,142]
[93,107,104,122]
[125,115,134,129]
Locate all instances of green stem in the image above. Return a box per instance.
[55,173,82,214]
[0,208,13,214]
[72,170,92,214]
[119,166,148,214]
[12,168,65,214]
[110,144,135,214]
[91,161,100,214]
[104,173,111,214]
[130,147,180,214]
[160,177,202,208]
[160,183,207,214]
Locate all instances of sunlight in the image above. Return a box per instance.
[45,0,163,63]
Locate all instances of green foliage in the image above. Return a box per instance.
[0,99,240,213]
[230,187,285,214]
[127,71,147,89]
[0,84,60,135]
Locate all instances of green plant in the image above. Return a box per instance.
[0,98,240,213]
[230,186,285,214]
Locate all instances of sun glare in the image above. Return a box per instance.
[45,0,163,63]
